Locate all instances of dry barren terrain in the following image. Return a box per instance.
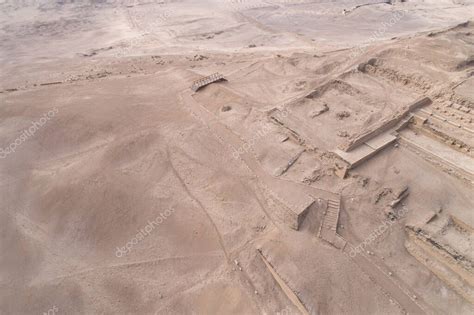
[1,1,473,314]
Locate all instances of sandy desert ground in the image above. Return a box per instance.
[1,0,474,314]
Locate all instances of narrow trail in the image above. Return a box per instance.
[249,180,284,232]
[343,242,432,314]
[166,146,231,263]
[34,252,223,285]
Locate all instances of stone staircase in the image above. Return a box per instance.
[323,198,340,231]
[191,73,226,92]
[319,197,346,249]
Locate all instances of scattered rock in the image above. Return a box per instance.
[375,188,392,204]
[367,58,377,66]
[221,105,232,112]
[336,111,351,120]
[303,169,323,183]
[358,177,369,187]
[309,103,329,118]
[295,80,306,91]
[192,54,208,61]
[334,163,348,179]
[390,190,409,208]
[253,225,266,232]
[337,130,349,137]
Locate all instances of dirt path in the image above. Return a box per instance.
[167,147,231,262]
[343,243,432,314]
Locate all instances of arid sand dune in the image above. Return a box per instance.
[1,0,473,314]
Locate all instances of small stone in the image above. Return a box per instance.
[337,130,349,137]
[336,111,351,120]
[254,290,258,295]
[234,260,239,266]
[222,105,232,112]
[388,272,393,276]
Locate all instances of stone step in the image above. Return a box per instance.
[325,212,338,218]
[324,219,337,227]
[324,223,337,229]
[320,196,342,242]
[191,73,226,92]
